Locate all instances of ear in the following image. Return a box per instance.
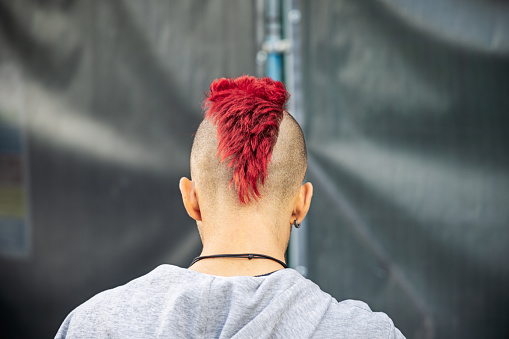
[179,177,202,221]
[290,182,313,225]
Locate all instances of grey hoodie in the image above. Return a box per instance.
[55,265,405,338]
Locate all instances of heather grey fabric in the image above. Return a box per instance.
[55,265,404,338]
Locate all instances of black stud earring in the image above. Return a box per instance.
[293,219,300,228]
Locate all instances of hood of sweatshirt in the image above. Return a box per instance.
[56,264,404,338]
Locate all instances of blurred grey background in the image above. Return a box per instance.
[0,1,508,338]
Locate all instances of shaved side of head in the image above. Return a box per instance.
[191,111,307,212]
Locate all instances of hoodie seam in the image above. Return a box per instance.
[308,297,334,338]
[335,303,394,338]
[278,276,332,330]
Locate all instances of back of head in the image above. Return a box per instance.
[191,76,307,214]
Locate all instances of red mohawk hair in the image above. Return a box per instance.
[203,75,289,204]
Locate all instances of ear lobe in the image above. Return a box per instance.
[291,182,313,224]
[179,177,202,221]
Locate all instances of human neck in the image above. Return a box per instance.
[188,210,290,277]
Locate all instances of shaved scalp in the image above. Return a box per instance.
[192,76,307,210]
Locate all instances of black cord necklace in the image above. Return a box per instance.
[190,253,288,269]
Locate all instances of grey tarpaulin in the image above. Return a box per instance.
[0,0,508,338]
[303,1,509,338]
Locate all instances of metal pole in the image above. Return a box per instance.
[264,0,283,82]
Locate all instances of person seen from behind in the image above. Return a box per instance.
[55,75,405,338]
